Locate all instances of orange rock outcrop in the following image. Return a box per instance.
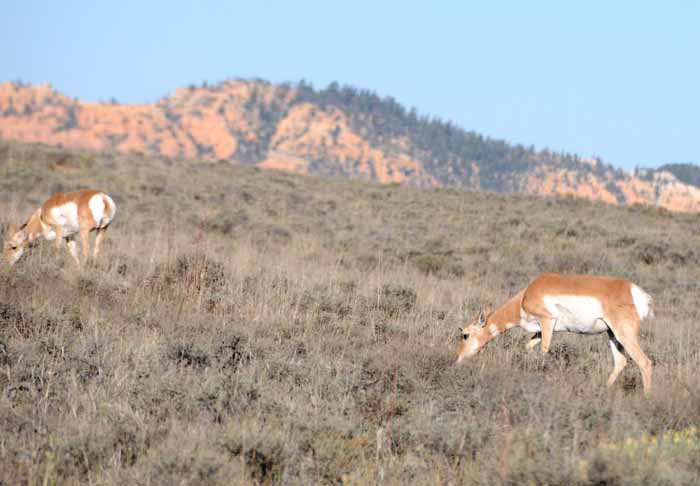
[1,81,699,212]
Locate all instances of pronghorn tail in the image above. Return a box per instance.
[101,193,117,226]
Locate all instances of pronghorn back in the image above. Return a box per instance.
[521,272,648,322]
[42,190,116,231]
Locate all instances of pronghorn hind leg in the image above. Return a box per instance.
[93,228,106,260]
[606,329,628,388]
[609,319,652,394]
[526,332,542,351]
[539,317,556,354]
[80,228,91,264]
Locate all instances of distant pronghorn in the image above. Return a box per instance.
[457,272,654,393]
[3,190,116,267]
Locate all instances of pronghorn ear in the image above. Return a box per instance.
[476,309,487,326]
[481,305,494,323]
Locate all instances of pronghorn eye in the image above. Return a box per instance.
[463,334,469,340]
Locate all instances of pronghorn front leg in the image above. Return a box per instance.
[539,317,556,354]
[526,332,542,351]
[52,225,75,264]
[53,225,64,251]
[66,240,81,266]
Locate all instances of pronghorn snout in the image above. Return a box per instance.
[3,243,22,266]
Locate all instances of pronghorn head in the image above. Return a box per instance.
[3,224,28,266]
[456,307,491,363]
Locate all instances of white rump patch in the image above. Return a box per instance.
[630,284,653,320]
[543,295,609,334]
[89,194,106,227]
[102,194,117,226]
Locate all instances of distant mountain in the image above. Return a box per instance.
[1,79,699,211]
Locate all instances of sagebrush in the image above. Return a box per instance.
[1,141,700,485]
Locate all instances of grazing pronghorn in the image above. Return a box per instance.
[3,190,116,267]
[456,272,654,393]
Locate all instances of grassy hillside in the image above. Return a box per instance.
[1,140,700,484]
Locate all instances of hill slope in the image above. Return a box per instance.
[1,141,700,484]
[1,80,699,211]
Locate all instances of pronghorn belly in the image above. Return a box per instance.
[519,312,542,333]
[544,296,608,334]
[49,202,80,236]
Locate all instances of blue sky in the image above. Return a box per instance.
[2,1,698,169]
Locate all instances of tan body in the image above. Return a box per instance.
[4,190,117,266]
[457,273,654,393]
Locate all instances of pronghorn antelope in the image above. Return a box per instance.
[3,190,116,267]
[456,272,654,393]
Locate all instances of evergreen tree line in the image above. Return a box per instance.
[294,80,622,189]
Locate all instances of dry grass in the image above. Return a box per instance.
[1,140,700,485]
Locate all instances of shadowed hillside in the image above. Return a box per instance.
[1,141,700,484]
[1,80,700,212]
